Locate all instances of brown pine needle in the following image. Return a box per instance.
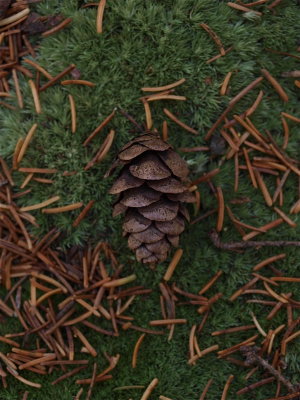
[218,335,258,358]
[140,378,159,400]
[83,109,115,146]
[263,281,288,303]
[42,18,72,37]
[17,123,38,164]
[12,69,23,108]
[72,200,95,227]
[221,375,234,400]
[199,378,213,400]
[245,90,264,116]
[290,199,300,214]
[191,168,220,186]
[18,167,58,174]
[20,196,60,212]
[72,327,97,357]
[216,187,224,232]
[273,207,296,228]
[273,169,290,203]
[141,78,186,92]
[162,120,168,141]
[132,333,146,368]
[61,79,95,87]
[28,80,41,114]
[68,94,76,133]
[252,253,286,271]
[143,100,152,130]
[163,248,183,281]
[96,0,106,33]
[103,274,136,288]
[163,108,198,135]
[147,94,186,102]
[23,59,53,80]
[295,80,300,88]
[11,374,41,388]
[281,112,300,124]
[227,2,262,15]
[261,69,289,102]
[42,202,83,214]
[220,72,232,95]
[149,319,187,326]
[254,169,273,206]
[211,325,255,336]
[199,270,223,295]
[39,64,76,92]
[200,23,225,55]
[269,144,300,177]
[243,148,257,188]
[242,218,283,241]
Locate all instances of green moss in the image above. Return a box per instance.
[0,0,300,399]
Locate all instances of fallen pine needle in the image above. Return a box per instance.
[227,2,262,15]
[140,378,159,400]
[42,202,83,214]
[61,79,95,87]
[221,375,234,400]
[96,0,106,33]
[199,270,223,295]
[18,168,58,174]
[163,108,198,135]
[17,124,38,164]
[20,196,60,212]
[261,68,289,102]
[200,23,225,56]
[143,100,152,130]
[103,274,136,287]
[149,319,187,326]
[42,18,72,37]
[83,109,115,146]
[273,207,297,228]
[254,169,273,206]
[141,78,186,92]
[28,80,41,114]
[23,59,53,80]
[199,378,213,400]
[220,72,232,95]
[251,311,267,336]
[253,253,286,271]
[132,333,146,368]
[69,94,76,133]
[72,200,95,227]
[163,248,183,281]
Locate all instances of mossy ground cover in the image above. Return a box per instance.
[0,0,300,399]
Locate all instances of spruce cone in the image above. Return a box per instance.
[108,132,195,264]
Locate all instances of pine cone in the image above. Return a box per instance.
[108,132,195,264]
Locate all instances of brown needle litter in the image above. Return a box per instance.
[220,72,233,95]
[140,378,159,400]
[163,248,183,281]
[83,109,115,146]
[141,78,186,92]
[261,69,289,102]
[68,94,76,133]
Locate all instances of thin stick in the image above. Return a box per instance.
[96,0,106,33]
[163,108,198,134]
[132,333,146,368]
[163,249,183,281]
[261,69,288,102]
[142,78,186,92]
[68,94,76,133]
